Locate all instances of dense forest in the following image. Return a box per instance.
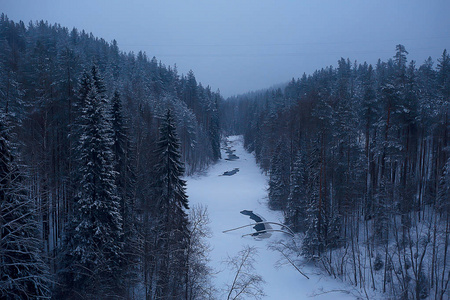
[1,12,450,300]
[0,15,220,299]
[222,45,450,299]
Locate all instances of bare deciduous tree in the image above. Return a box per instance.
[224,246,265,300]
[185,204,216,300]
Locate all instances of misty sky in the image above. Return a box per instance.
[2,0,450,97]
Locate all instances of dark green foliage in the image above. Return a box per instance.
[110,90,140,294]
[301,143,327,258]
[0,15,222,298]
[209,94,222,162]
[437,49,450,99]
[285,152,308,232]
[268,140,290,210]
[222,45,450,298]
[59,70,124,298]
[153,109,190,299]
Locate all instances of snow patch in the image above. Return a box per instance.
[186,136,361,299]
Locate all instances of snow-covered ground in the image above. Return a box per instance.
[186,136,360,299]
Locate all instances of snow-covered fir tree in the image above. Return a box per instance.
[153,109,190,299]
[301,144,327,258]
[58,69,124,298]
[110,90,140,295]
[223,45,450,298]
[285,152,308,233]
[268,139,290,210]
[209,94,222,162]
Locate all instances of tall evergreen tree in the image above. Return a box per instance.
[268,139,290,210]
[110,90,136,230]
[209,94,222,162]
[59,71,123,298]
[437,49,450,101]
[110,90,139,295]
[302,143,327,258]
[285,152,308,232]
[153,109,189,299]
[222,45,450,299]
[394,44,409,81]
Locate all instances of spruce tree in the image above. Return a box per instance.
[111,90,136,229]
[286,152,308,232]
[394,44,409,81]
[59,71,123,298]
[153,109,189,299]
[437,49,450,101]
[110,90,139,294]
[209,95,222,162]
[268,139,290,210]
[360,64,379,218]
[0,113,50,299]
[439,157,450,213]
[302,143,327,258]
[91,65,107,100]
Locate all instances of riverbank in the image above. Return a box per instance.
[186,136,359,299]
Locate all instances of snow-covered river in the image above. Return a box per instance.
[186,136,358,299]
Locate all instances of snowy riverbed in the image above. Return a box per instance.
[186,136,360,299]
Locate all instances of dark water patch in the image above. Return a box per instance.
[240,210,265,234]
[223,144,239,160]
[225,154,239,161]
[222,168,239,176]
[225,149,236,154]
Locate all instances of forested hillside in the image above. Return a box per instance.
[0,15,220,299]
[1,11,449,300]
[222,45,450,299]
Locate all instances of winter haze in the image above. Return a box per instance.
[2,0,449,97]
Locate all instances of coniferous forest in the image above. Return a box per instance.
[0,15,220,299]
[222,46,450,299]
[0,14,449,300]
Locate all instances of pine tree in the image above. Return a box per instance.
[91,65,107,101]
[302,143,327,258]
[0,113,50,299]
[110,90,139,295]
[360,64,379,218]
[438,157,450,213]
[437,49,450,101]
[59,71,123,298]
[183,70,198,110]
[394,44,409,81]
[153,109,189,299]
[268,139,290,210]
[285,152,308,232]
[0,35,24,121]
[436,49,450,214]
[209,94,222,162]
[111,90,136,228]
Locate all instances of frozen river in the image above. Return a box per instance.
[186,136,358,299]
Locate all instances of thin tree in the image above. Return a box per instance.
[0,112,50,299]
[225,246,265,300]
